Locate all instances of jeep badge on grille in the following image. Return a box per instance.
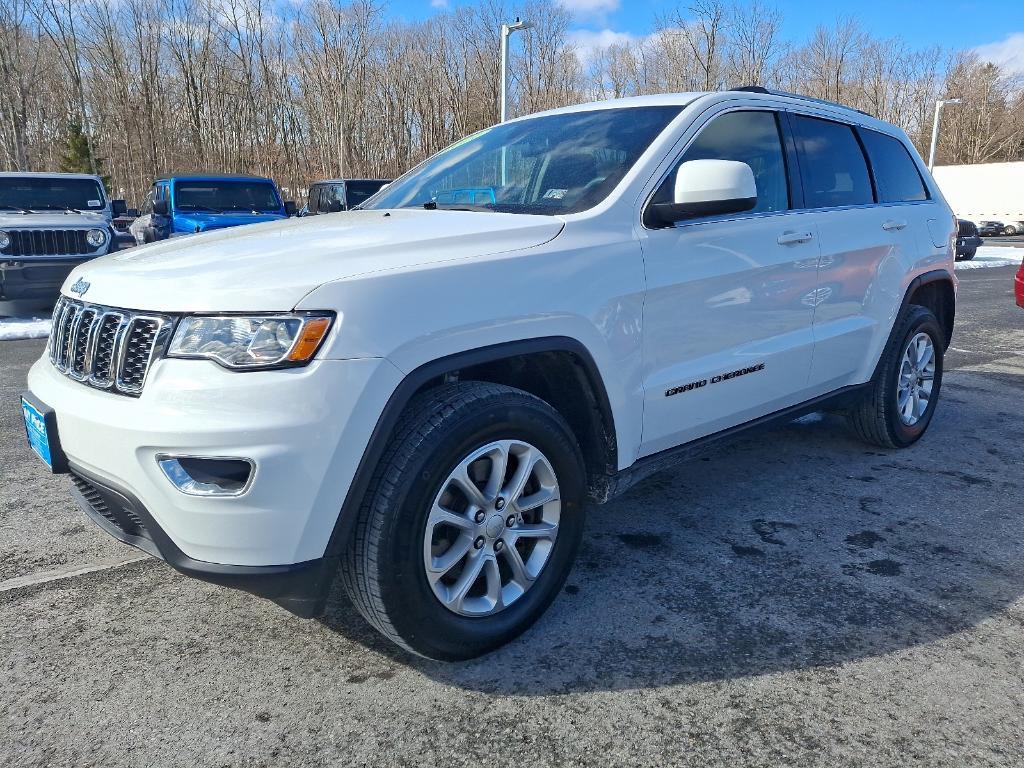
[70,278,90,297]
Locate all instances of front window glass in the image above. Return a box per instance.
[650,110,790,220]
[364,106,684,216]
[173,180,281,213]
[0,177,105,212]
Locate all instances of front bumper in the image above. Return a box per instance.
[27,352,403,577]
[68,465,333,616]
[956,235,982,254]
[0,258,97,302]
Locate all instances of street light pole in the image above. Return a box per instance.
[499,18,533,123]
[928,98,961,171]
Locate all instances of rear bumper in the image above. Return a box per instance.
[68,464,333,617]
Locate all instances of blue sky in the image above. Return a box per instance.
[388,0,1024,74]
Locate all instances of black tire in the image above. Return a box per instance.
[956,248,976,261]
[339,381,586,660]
[849,304,944,448]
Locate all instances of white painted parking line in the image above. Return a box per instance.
[0,555,149,593]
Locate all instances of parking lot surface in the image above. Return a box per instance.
[2,266,1023,767]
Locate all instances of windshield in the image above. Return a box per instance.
[0,177,105,212]
[345,180,389,208]
[363,106,683,215]
[173,180,281,213]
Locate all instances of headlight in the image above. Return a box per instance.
[167,313,334,370]
[0,230,10,250]
[86,228,107,247]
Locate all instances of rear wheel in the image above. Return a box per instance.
[1004,225,1018,236]
[849,304,944,448]
[339,381,585,660]
[956,248,976,261]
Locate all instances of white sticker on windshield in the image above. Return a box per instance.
[543,189,567,200]
[87,199,101,207]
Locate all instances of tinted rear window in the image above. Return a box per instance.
[345,181,389,208]
[859,129,928,203]
[791,115,873,208]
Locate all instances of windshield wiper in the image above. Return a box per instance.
[29,205,83,214]
[176,204,220,213]
[421,201,490,212]
[0,204,30,213]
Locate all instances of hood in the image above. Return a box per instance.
[63,209,564,312]
[0,211,109,228]
[173,211,286,234]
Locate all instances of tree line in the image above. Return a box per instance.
[1,0,1022,204]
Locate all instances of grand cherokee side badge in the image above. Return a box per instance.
[70,278,90,297]
[666,362,765,397]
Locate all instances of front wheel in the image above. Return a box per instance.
[339,382,586,660]
[849,305,944,448]
[1004,225,1018,236]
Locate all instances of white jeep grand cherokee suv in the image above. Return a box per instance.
[23,89,956,660]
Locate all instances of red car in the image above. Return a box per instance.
[1016,258,1024,308]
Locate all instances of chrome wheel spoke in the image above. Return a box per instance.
[510,521,559,541]
[427,535,473,582]
[502,542,532,586]
[516,486,559,513]
[449,551,487,611]
[501,445,538,505]
[428,504,476,532]
[451,465,489,509]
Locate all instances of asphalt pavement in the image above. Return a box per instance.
[2,266,1023,767]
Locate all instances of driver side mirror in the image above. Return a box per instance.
[284,200,297,216]
[651,159,757,226]
[111,199,128,217]
[153,199,169,216]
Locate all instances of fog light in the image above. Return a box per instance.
[157,455,254,496]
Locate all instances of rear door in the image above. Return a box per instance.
[637,108,821,457]
[787,113,904,390]
[786,115,925,391]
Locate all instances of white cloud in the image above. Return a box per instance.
[557,0,619,21]
[567,28,638,64]
[973,32,1024,75]
[430,0,448,8]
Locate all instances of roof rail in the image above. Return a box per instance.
[728,85,873,117]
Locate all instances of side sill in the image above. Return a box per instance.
[595,382,870,503]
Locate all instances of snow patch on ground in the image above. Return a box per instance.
[956,246,1023,270]
[0,316,51,341]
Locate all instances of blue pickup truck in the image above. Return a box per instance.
[129,175,295,244]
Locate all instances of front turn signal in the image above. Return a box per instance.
[286,316,333,362]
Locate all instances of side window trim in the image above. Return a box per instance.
[778,111,805,209]
[640,107,793,229]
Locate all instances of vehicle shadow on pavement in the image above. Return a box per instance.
[318,370,1024,694]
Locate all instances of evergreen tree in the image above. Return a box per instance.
[58,121,110,188]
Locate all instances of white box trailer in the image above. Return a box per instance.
[931,162,1024,230]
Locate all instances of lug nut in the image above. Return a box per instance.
[506,515,516,527]
[494,540,504,552]
[474,536,485,550]
[474,510,486,523]
[495,498,506,511]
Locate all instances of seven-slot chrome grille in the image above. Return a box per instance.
[48,297,174,396]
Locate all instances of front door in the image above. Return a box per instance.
[637,109,820,457]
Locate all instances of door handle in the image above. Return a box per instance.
[777,231,814,245]
[882,219,908,231]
